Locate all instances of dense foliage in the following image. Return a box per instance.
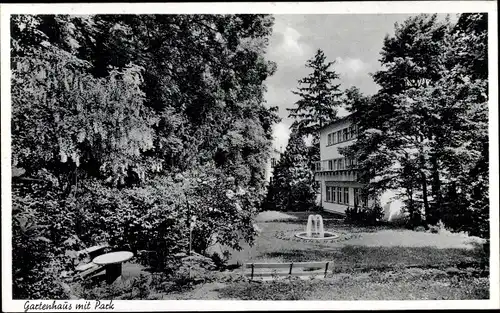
[264,131,317,211]
[11,14,278,299]
[342,13,489,236]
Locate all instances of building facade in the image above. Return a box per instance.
[314,115,369,215]
[314,115,405,220]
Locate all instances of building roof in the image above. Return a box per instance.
[319,112,354,132]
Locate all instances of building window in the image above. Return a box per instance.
[338,158,344,170]
[326,185,356,205]
[348,158,356,169]
[328,160,333,170]
[328,125,359,146]
[271,158,277,168]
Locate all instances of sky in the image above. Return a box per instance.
[264,14,453,151]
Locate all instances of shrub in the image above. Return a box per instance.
[12,184,82,299]
[345,203,384,226]
[71,273,156,300]
[13,163,261,299]
[71,177,189,273]
[183,164,259,255]
[428,225,439,233]
[414,226,426,232]
[210,252,228,270]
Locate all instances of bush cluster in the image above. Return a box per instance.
[344,203,384,226]
[12,164,259,299]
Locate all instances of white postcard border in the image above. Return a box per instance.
[1,1,498,311]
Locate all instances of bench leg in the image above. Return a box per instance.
[106,263,122,284]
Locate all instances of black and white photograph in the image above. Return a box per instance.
[1,1,498,311]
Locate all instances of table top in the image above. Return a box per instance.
[92,251,134,265]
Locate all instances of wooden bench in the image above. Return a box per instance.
[245,261,333,281]
[76,262,106,279]
[74,244,110,279]
[78,244,110,259]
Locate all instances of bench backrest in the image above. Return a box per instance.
[244,261,332,280]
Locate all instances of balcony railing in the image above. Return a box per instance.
[313,160,358,172]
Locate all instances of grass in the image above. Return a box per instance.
[201,211,488,300]
[260,245,480,272]
[70,211,489,300]
[227,217,484,265]
[216,269,489,300]
[159,211,489,300]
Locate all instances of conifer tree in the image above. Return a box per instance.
[287,49,343,165]
[266,130,316,211]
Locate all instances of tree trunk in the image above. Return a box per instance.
[430,154,441,224]
[418,148,430,224]
[409,190,414,222]
[420,171,430,224]
[406,185,419,226]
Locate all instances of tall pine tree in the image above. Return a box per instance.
[287,49,343,165]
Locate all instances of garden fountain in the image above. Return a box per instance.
[295,214,339,240]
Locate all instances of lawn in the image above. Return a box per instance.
[169,210,489,300]
[90,211,488,300]
[216,269,488,300]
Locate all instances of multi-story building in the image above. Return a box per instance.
[314,114,405,220]
[314,114,367,215]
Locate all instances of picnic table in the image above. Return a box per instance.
[92,251,134,283]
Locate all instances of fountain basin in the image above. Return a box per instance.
[294,231,339,240]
